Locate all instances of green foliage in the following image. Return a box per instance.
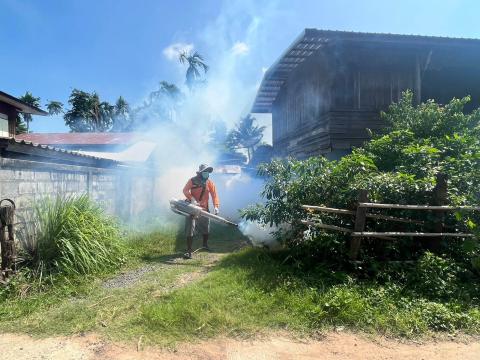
[46,100,64,115]
[64,89,116,132]
[15,117,28,135]
[226,114,266,163]
[17,91,40,132]
[21,195,125,278]
[179,51,209,90]
[129,81,184,129]
[244,91,480,266]
[407,252,462,300]
[249,144,274,168]
[110,96,131,131]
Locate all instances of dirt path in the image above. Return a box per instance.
[3,244,478,359]
[1,332,479,360]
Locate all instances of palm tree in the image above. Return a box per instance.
[18,91,41,132]
[159,81,182,100]
[226,114,266,163]
[178,51,209,90]
[111,96,130,131]
[46,101,64,115]
[64,89,115,132]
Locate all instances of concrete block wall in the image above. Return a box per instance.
[0,157,156,219]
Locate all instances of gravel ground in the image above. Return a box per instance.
[102,264,162,289]
[102,251,219,290]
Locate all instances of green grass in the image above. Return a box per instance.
[19,195,125,278]
[1,222,479,347]
[136,248,480,345]
[0,223,246,341]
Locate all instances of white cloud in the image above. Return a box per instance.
[163,42,194,61]
[231,41,250,56]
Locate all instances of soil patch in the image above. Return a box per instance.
[1,332,479,360]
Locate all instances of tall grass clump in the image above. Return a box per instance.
[24,195,125,277]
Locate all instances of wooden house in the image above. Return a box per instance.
[0,90,48,139]
[252,29,480,159]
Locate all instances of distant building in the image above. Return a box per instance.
[252,29,480,159]
[0,90,48,139]
[0,91,159,219]
[0,90,113,167]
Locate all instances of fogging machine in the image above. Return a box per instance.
[169,199,238,227]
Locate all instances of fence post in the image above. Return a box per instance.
[0,199,16,279]
[349,189,368,260]
[430,173,448,251]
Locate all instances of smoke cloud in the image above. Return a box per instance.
[239,221,279,249]
[126,1,281,246]
[163,42,195,61]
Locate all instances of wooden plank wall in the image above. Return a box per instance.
[0,102,17,138]
[272,46,418,159]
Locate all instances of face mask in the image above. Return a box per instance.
[201,172,209,180]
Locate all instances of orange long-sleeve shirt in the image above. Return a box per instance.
[183,177,220,211]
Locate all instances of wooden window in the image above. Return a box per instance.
[0,113,9,138]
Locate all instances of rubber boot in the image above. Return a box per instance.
[184,236,193,259]
[202,234,211,251]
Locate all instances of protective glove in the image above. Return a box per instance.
[214,207,219,215]
[188,198,198,206]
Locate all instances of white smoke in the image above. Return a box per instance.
[231,42,250,56]
[163,42,195,61]
[125,1,281,246]
[238,221,280,249]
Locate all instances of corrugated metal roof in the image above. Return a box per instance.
[251,29,480,113]
[0,90,48,116]
[76,141,157,163]
[0,137,118,165]
[17,132,139,145]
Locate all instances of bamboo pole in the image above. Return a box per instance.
[303,220,398,241]
[301,220,352,233]
[358,203,480,211]
[302,205,424,224]
[365,213,425,225]
[302,205,355,215]
[352,232,474,237]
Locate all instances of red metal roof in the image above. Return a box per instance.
[16,132,139,145]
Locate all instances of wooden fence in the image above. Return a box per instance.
[301,175,479,260]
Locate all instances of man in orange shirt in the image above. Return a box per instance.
[182,164,220,259]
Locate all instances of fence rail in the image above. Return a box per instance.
[301,174,478,260]
[358,203,480,211]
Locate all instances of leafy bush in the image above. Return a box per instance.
[19,195,125,278]
[407,252,461,300]
[243,91,480,267]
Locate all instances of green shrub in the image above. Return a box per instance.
[21,195,125,277]
[242,91,480,266]
[407,252,460,300]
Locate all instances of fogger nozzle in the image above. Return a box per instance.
[169,198,238,227]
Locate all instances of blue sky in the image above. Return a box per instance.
[1,0,479,133]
